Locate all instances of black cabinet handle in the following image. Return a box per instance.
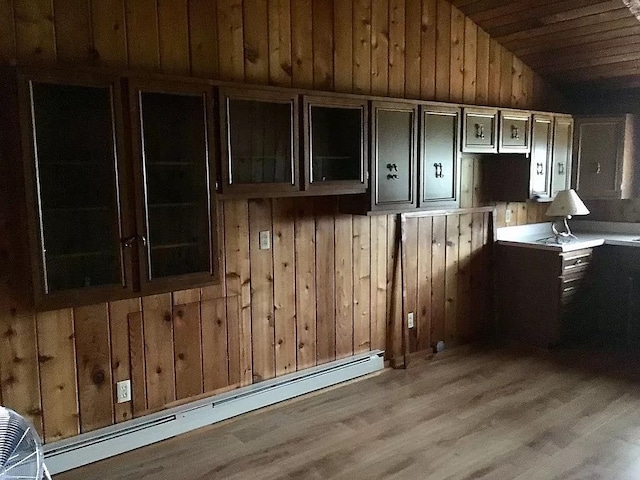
[122,234,148,248]
[594,162,601,174]
[387,174,399,180]
[511,125,520,140]
[434,163,444,179]
[475,123,485,139]
[386,163,398,172]
[558,163,565,175]
[536,162,543,176]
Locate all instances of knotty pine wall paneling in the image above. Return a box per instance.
[0,0,561,443]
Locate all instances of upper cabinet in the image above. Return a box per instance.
[370,100,418,211]
[219,87,299,196]
[499,110,531,154]
[303,95,368,194]
[129,79,219,294]
[462,107,498,153]
[0,68,220,309]
[0,69,134,308]
[573,115,634,200]
[551,115,573,198]
[529,114,553,200]
[420,104,461,208]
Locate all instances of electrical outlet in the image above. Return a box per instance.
[407,312,414,329]
[259,231,271,250]
[505,209,513,224]
[116,380,131,403]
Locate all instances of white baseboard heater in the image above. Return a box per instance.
[44,350,384,475]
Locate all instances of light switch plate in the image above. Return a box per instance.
[408,312,414,329]
[259,231,271,250]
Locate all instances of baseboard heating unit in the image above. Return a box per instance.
[44,349,384,474]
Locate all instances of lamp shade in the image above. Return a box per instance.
[546,189,590,217]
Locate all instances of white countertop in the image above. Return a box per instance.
[496,221,640,252]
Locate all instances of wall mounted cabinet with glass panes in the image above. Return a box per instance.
[0,68,219,309]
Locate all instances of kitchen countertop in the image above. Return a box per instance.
[496,221,640,252]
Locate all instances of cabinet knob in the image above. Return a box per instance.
[511,125,520,140]
[557,163,565,175]
[475,123,485,139]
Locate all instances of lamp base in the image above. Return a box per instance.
[551,217,576,243]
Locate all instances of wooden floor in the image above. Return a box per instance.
[55,346,640,480]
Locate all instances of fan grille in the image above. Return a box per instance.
[0,408,43,480]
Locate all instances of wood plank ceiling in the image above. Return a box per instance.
[450,0,640,90]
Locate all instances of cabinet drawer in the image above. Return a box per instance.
[462,108,498,153]
[560,275,585,303]
[561,249,592,274]
[500,111,531,153]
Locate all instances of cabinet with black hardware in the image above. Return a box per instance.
[573,114,634,200]
[530,113,553,199]
[499,110,531,154]
[420,104,461,208]
[462,107,498,153]
[369,100,418,211]
[551,115,573,198]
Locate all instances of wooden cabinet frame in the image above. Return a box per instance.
[462,107,499,153]
[499,109,532,154]
[529,113,554,200]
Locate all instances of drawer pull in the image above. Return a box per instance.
[511,124,520,140]
[475,123,485,139]
[558,163,565,175]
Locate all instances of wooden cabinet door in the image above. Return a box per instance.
[551,116,573,198]
[530,114,553,200]
[219,87,299,196]
[130,79,219,294]
[574,116,628,199]
[303,95,368,194]
[421,105,461,208]
[17,70,135,308]
[371,101,417,211]
[462,107,498,153]
[500,110,531,153]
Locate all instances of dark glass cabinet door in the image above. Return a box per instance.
[220,87,298,195]
[131,81,217,290]
[304,96,367,194]
[421,105,461,208]
[23,74,131,305]
[372,101,417,210]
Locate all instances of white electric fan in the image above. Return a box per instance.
[0,406,51,480]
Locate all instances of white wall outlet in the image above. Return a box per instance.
[259,231,271,250]
[116,380,132,403]
[505,209,513,224]
[407,312,414,329]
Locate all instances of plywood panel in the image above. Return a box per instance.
[0,0,16,62]
[189,0,219,78]
[14,0,55,62]
[388,0,405,98]
[476,28,490,105]
[109,298,139,423]
[315,198,336,364]
[294,198,317,370]
[268,0,292,86]
[173,302,203,399]
[248,199,275,382]
[386,215,402,362]
[224,200,252,386]
[125,0,159,69]
[141,294,175,410]
[421,0,437,99]
[352,0,371,94]
[128,310,147,416]
[291,0,313,88]
[500,45,513,107]
[313,0,334,90]
[333,0,352,93]
[272,199,297,376]
[444,215,460,345]
[371,0,389,96]
[435,0,451,101]
[405,0,421,99]
[53,0,93,63]
[463,17,477,104]
[335,213,354,359]
[449,6,465,103]
[417,216,432,351]
[91,0,127,67]
[431,215,446,345]
[201,297,229,391]
[37,309,79,442]
[488,39,501,106]
[243,0,270,83]
[74,304,113,432]
[370,215,387,352]
[457,213,473,341]
[404,218,418,352]
[217,0,244,81]
[353,216,371,354]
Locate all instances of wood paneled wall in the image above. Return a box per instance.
[0,0,560,443]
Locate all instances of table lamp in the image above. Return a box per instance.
[545,189,590,242]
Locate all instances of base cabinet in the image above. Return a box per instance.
[496,244,593,348]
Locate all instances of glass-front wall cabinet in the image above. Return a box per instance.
[131,81,217,291]
[220,87,298,196]
[19,72,133,307]
[304,96,367,194]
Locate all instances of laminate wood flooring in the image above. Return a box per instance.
[55,346,640,479]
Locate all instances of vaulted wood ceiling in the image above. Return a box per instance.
[450,0,640,91]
